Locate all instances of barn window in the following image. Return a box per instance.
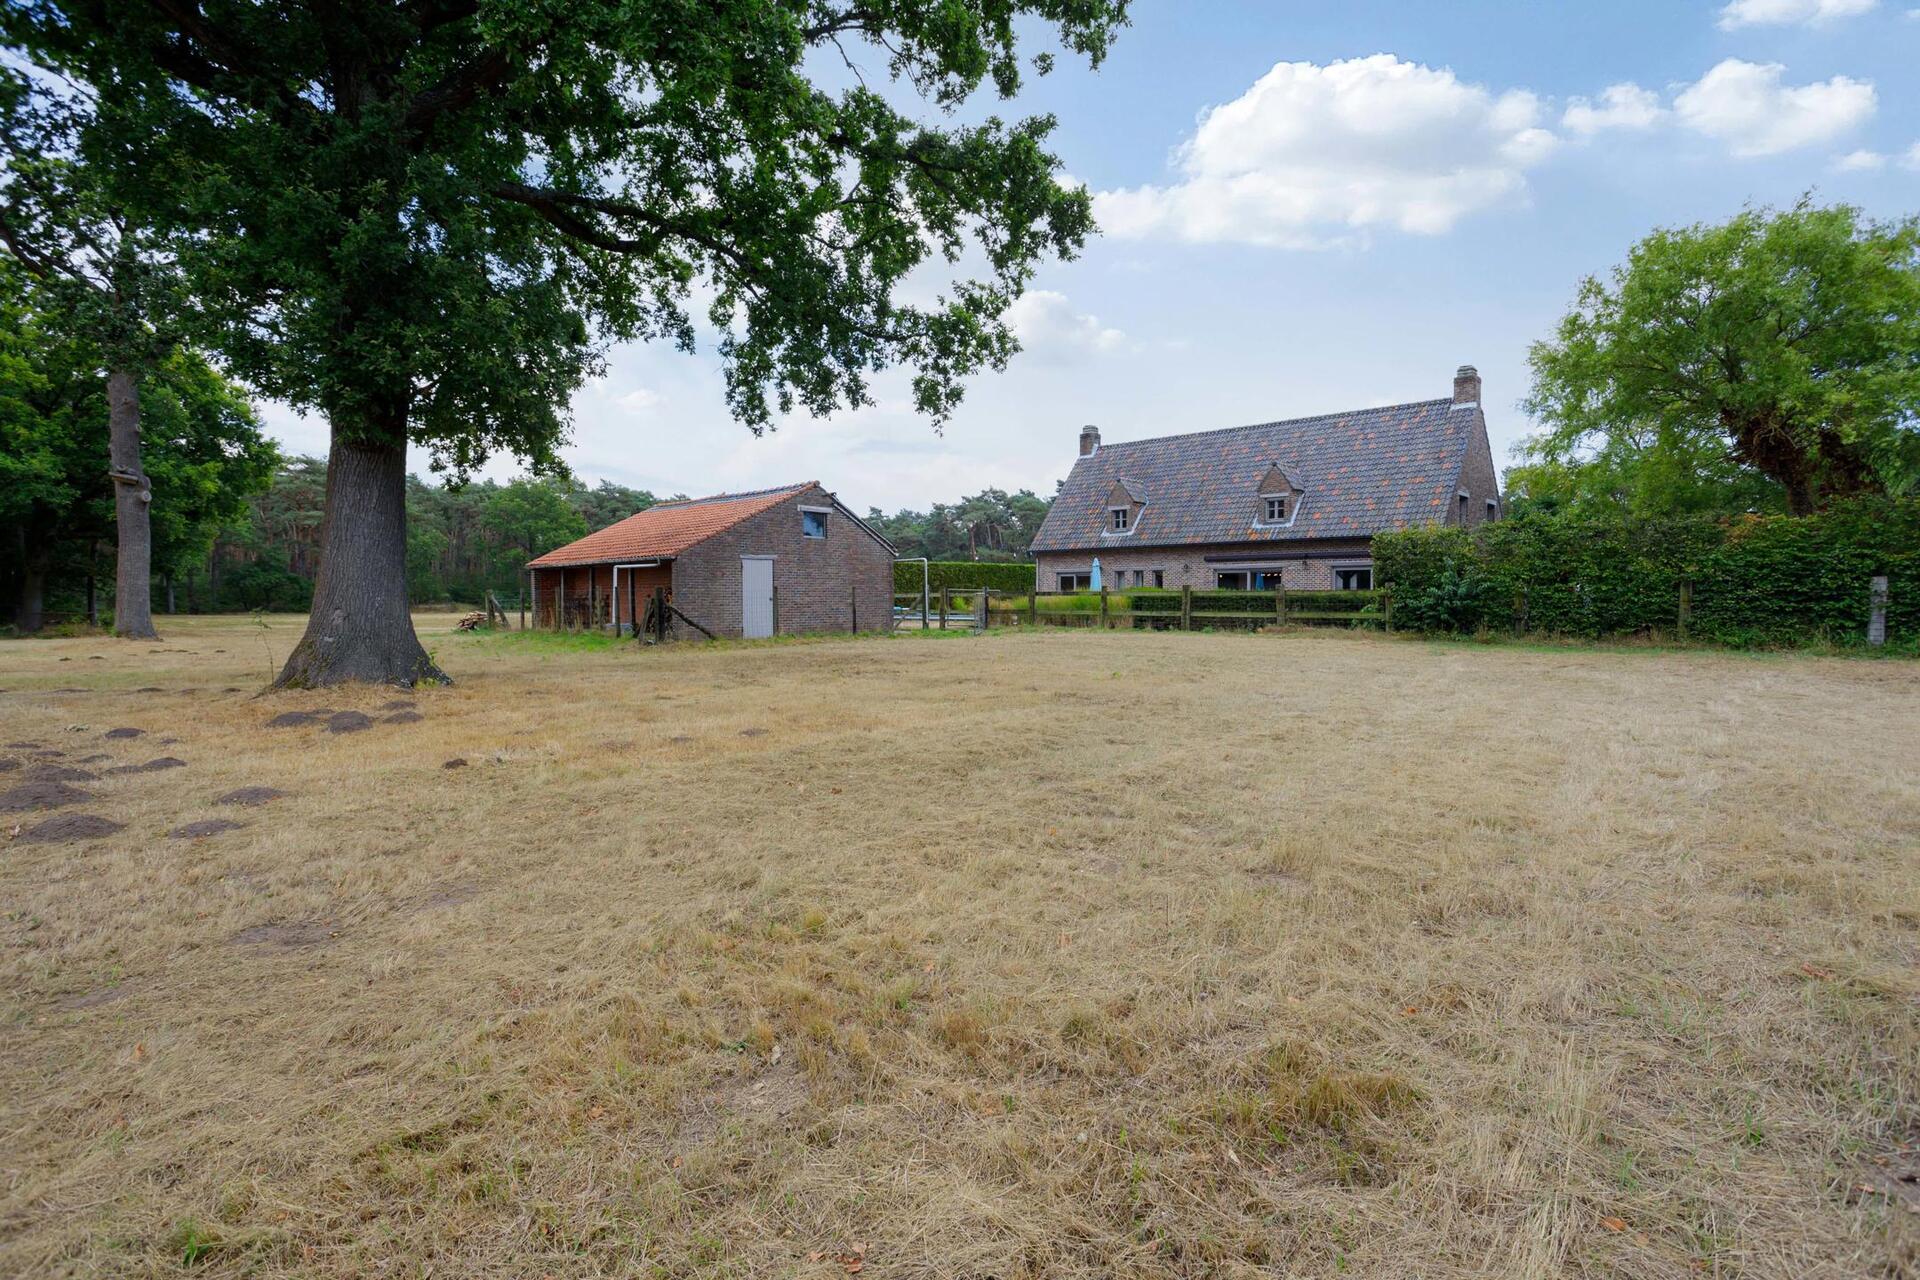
[1334,566,1373,591]
[1059,572,1090,591]
[801,509,828,539]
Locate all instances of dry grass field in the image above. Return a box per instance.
[2,615,1917,1279]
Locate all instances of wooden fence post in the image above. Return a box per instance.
[1099,585,1109,630]
[1276,583,1287,625]
[518,581,526,631]
[1383,587,1393,633]
[1677,578,1693,640]
[1869,575,1888,647]
[1028,588,1038,627]
[850,582,858,633]
[1180,585,1192,631]
[978,588,989,632]
[938,589,947,630]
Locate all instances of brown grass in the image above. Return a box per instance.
[2,616,1917,1278]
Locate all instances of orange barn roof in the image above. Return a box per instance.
[527,483,815,568]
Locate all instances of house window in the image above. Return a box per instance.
[801,509,828,539]
[1486,499,1498,522]
[1265,496,1287,522]
[1110,506,1131,532]
[1152,570,1164,588]
[1457,493,1469,523]
[1059,572,1090,591]
[1251,570,1284,590]
[1334,567,1373,591]
[1131,569,1144,586]
[1216,571,1250,590]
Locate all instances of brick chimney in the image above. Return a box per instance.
[1452,365,1481,408]
[1079,424,1101,457]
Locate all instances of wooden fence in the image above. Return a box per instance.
[893,586,1388,632]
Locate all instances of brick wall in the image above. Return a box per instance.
[1450,408,1503,528]
[1033,538,1375,592]
[669,485,894,638]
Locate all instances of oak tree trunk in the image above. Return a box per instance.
[272,435,447,688]
[106,368,159,639]
[13,526,48,634]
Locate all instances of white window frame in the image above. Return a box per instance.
[799,505,831,539]
[1253,491,1301,529]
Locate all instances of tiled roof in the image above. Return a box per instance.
[1030,400,1480,552]
[528,483,813,567]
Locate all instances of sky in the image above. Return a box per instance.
[261,0,1920,514]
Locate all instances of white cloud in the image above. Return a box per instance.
[1094,54,1557,248]
[1904,142,1920,169]
[1005,290,1126,362]
[1673,60,1875,156]
[1563,83,1665,136]
[616,387,663,412]
[1833,148,1886,170]
[1718,0,1876,26]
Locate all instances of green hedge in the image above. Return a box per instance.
[892,560,1036,593]
[1373,499,1919,647]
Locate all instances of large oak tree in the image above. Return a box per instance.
[1524,203,1920,518]
[1,66,178,638]
[6,0,1127,686]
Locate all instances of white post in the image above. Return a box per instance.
[1869,575,1888,647]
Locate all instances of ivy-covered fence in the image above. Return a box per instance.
[1373,499,1918,648]
[892,560,1036,594]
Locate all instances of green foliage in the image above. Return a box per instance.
[0,260,275,622]
[872,489,1052,561]
[1522,201,1920,517]
[1374,500,1920,647]
[204,462,656,609]
[12,0,1129,466]
[893,560,1035,594]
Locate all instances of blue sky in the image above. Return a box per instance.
[263,1,1920,512]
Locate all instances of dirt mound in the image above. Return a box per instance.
[170,818,247,839]
[102,727,145,739]
[0,781,95,812]
[267,711,320,729]
[384,710,425,724]
[442,758,468,769]
[217,787,288,807]
[25,764,98,783]
[325,711,373,734]
[381,699,417,711]
[13,812,124,843]
[231,920,337,949]
[134,686,164,693]
[103,757,187,776]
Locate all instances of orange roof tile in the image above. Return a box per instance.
[528,483,814,568]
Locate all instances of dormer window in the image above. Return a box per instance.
[1265,496,1287,523]
[1110,506,1131,532]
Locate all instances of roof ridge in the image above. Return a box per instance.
[1095,398,1455,453]
[652,481,812,509]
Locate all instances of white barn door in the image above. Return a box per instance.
[741,556,774,638]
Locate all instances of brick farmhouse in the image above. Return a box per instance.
[1029,366,1503,593]
[526,482,895,639]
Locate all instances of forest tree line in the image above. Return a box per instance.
[190,466,1055,615]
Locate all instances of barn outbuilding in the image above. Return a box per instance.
[526,482,896,639]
